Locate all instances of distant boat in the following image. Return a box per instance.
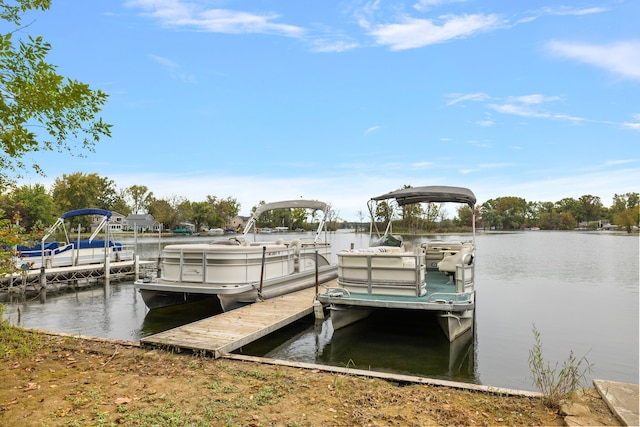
[135,199,338,311]
[172,227,193,235]
[317,186,477,342]
[206,228,224,235]
[258,227,272,233]
[15,208,134,270]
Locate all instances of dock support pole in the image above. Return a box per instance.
[104,257,110,285]
[39,266,47,302]
[134,255,140,281]
[39,266,46,289]
[313,249,324,320]
[258,246,266,301]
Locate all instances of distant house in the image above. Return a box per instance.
[125,214,161,232]
[228,215,250,232]
[89,211,126,233]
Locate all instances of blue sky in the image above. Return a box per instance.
[17,0,640,220]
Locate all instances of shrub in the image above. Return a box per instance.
[528,324,593,409]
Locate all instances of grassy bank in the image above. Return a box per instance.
[0,317,621,426]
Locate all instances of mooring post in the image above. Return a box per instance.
[39,266,47,302]
[39,266,46,289]
[258,246,266,300]
[313,249,324,320]
[134,255,140,281]
[104,256,110,286]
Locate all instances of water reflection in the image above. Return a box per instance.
[238,310,478,384]
[138,296,222,337]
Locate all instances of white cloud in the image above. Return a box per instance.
[547,40,640,80]
[543,6,608,16]
[445,92,490,105]
[148,54,196,82]
[309,39,359,53]
[506,94,560,105]
[126,0,304,37]
[413,0,468,12]
[368,13,501,50]
[488,103,550,118]
[622,122,640,130]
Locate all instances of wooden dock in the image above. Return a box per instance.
[141,282,336,358]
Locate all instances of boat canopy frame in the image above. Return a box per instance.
[243,200,330,243]
[367,186,477,243]
[40,208,113,268]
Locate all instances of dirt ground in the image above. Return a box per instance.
[0,327,620,427]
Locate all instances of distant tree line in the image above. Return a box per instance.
[0,172,341,234]
[359,188,639,234]
[0,173,638,235]
[0,172,241,233]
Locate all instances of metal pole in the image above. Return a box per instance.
[258,246,266,300]
[314,249,319,294]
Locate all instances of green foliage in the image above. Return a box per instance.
[0,210,41,276]
[0,304,45,357]
[528,324,593,409]
[0,0,111,182]
[51,171,117,213]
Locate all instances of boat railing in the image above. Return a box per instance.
[426,291,474,304]
[337,249,426,297]
[455,252,475,293]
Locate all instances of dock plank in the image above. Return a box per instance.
[141,282,336,357]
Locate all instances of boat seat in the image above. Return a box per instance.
[422,240,463,269]
[289,239,301,256]
[437,243,474,274]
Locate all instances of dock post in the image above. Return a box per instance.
[39,266,47,302]
[313,249,324,320]
[104,257,110,285]
[134,255,139,281]
[313,300,324,320]
[39,266,46,289]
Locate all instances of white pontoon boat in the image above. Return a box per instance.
[15,208,134,270]
[136,200,338,311]
[317,186,477,342]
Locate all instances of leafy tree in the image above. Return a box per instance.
[126,185,153,214]
[0,0,111,183]
[174,198,192,228]
[147,198,175,230]
[190,200,213,231]
[611,192,640,233]
[4,183,54,230]
[480,199,502,230]
[372,200,393,234]
[537,202,560,230]
[110,188,131,217]
[558,211,576,230]
[51,172,117,228]
[214,196,239,228]
[577,195,603,222]
[456,205,474,228]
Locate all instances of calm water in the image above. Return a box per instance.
[2,231,638,392]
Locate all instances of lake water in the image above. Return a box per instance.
[2,230,638,392]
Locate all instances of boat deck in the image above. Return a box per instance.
[140,284,332,358]
[323,270,469,310]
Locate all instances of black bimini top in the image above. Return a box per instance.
[371,186,476,208]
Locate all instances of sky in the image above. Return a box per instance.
[14,0,640,220]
